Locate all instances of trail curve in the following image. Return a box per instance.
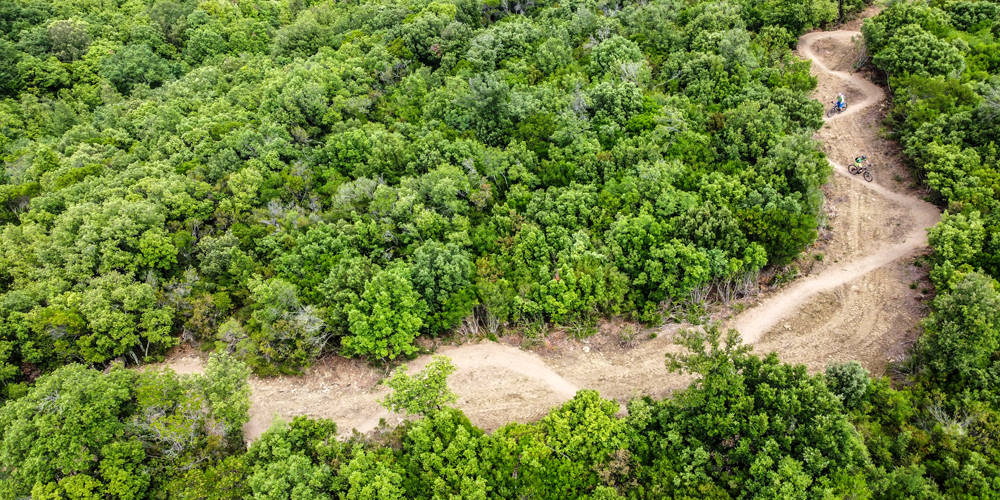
[730,31,941,343]
[348,343,580,434]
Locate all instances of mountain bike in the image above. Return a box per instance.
[849,159,874,182]
[827,101,847,117]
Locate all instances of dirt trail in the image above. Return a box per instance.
[164,28,940,442]
[348,343,581,434]
[731,31,940,342]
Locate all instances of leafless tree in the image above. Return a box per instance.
[619,61,642,84]
[979,82,1000,120]
[571,84,589,119]
[737,268,761,298]
[925,404,974,438]
[714,277,739,306]
[689,283,712,305]
[852,34,870,69]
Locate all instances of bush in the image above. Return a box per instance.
[380,355,458,416]
[344,265,427,361]
[825,360,871,409]
[99,43,174,94]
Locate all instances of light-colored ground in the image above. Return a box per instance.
[161,24,940,443]
[733,31,940,343]
[738,30,940,374]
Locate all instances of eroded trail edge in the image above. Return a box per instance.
[166,30,940,442]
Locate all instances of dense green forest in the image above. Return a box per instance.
[0,0,841,378]
[2,0,1000,497]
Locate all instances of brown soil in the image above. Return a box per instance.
[162,24,940,443]
[754,259,932,375]
[728,30,939,381]
[811,36,861,73]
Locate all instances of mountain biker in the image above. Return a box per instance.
[836,93,846,110]
[855,155,867,169]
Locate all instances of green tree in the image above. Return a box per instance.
[606,212,711,318]
[655,324,870,497]
[410,241,475,335]
[861,2,953,54]
[738,205,817,266]
[0,364,144,500]
[202,351,252,440]
[244,416,345,500]
[47,19,90,62]
[760,0,837,35]
[76,272,177,364]
[399,407,489,500]
[100,43,174,94]
[148,0,195,46]
[486,390,632,498]
[401,2,457,65]
[532,37,572,76]
[718,100,786,162]
[825,361,870,410]
[343,265,427,361]
[270,10,336,60]
[184,25,227,65]
[922,143,993,210]
[340,448,406,500]
[319,251,381,336]
[873,24,965,77]
[237,277,328,374]
[927,210,985,269]
[247,417,339,467]
[0,39,23,96]
[380,355,458,416]
[465,72,512,147]
[918,272,1000,395]
[247,453,335,500]
[589,35,644,78]
[169,455,250,500]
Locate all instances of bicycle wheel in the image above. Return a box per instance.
[827,107,835,117]
[863,170,873,182]
[849,165,859,174]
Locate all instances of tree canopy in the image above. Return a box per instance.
[0,0,834,379]
[8,0,1000,497]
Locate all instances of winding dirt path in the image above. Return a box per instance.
[731,32,940,342]
[164,29,940,442]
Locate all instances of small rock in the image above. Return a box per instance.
[583,346,590,353]
[851,285,859,291]
[784,323,791,330]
